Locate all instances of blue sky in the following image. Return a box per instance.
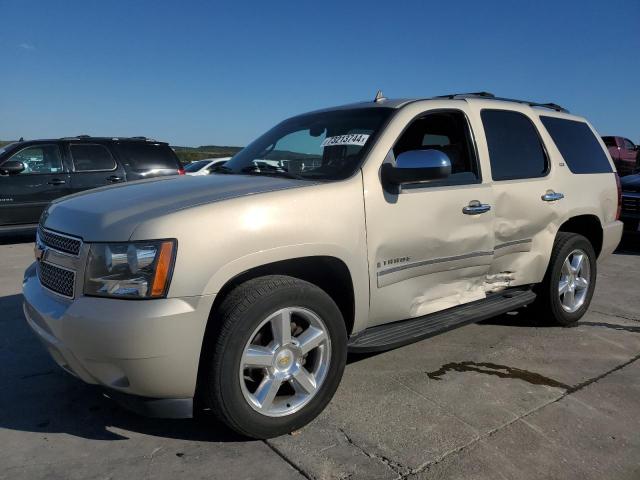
[1,0,638,146]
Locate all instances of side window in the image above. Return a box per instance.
[393,110,480,184]
[7,145,64,175]
[623,138,636,151]
[540,116,613,174]
[70,144,117,172]
[114,143,180,170]
[481,110,548,181]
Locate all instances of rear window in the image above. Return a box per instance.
[540,117,613,174]
[115,143,180,171]
[602,136,617,147]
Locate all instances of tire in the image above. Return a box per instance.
[533,232,597,326]
[201,275,347,439]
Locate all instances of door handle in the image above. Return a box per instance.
[48,178,66,185]
[106,175,123,183]
[541,191,564,202]
[462,200,491,215]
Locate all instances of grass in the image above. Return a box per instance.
[171,145,243,163]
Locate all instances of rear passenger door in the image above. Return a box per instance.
[478,108,566,286]
[67,143,126,194]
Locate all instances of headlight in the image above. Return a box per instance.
[84,240,176,299]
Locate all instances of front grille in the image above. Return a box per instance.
[38,227,81,256]
[622,195,640,215]
[39,262,75,298]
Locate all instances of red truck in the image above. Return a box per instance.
[602,136,638,176]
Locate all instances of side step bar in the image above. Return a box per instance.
[347,289,536,353]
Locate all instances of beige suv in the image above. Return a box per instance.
[23,92,623,438]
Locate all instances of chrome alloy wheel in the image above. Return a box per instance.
[558,249,591,313]
[239,307,331,417]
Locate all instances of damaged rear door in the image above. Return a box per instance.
[363,105,496,326]
[476,106,564,286]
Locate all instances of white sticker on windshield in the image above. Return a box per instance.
[321,134,370,148]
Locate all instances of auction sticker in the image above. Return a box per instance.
[321,134,370,148]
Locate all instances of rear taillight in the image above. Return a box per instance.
[178,168,185,175]
[615,173,622,220]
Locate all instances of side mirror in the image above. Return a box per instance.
[0,160,25,175]
[382,149,451,185]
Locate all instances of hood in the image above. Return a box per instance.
[620,173,640,193]
[43,174,313,241]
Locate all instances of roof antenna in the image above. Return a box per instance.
[374,90,386,103]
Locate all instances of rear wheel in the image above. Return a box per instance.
[534,232,597,326]
[201,275,347,438]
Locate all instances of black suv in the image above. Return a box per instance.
[0,136,184,232]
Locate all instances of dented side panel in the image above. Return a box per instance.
[360,98,620,330]
[361,101,497,327]
[466,99,618,286]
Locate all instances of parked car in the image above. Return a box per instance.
[620,172,640,234]
[602,136,638,176]
[23,92,623,438]
[0,136,184,232]
[184,157,231,176]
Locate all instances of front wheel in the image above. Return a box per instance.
[533,232,597,326]
[201,275,347,438]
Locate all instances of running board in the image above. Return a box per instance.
[348,289,536,353]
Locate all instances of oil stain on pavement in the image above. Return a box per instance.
[425,361,571,390]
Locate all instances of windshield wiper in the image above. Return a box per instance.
[240,165,305,180]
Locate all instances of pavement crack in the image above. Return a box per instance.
[406,398,561,477]
[263,440,315,480]
[407,352,640,478]
[392,376,479,434]
[339,428,407,478]
[144,447,162,480]
[565,352,640,394]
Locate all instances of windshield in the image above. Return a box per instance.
[184,159,211,172]
[221,107,393,181]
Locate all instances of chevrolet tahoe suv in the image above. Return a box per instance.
[22,92,623,439]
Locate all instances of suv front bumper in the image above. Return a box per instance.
[22,262,215,417]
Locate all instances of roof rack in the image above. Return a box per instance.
[59,135,91,140]
[58,135,157,142]
[130,136,157,141]
[434,92,569,113]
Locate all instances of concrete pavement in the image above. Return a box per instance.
[1,236,639,479]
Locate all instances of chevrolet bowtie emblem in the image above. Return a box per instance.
[278,355,290,366]
[34,244,46,262]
